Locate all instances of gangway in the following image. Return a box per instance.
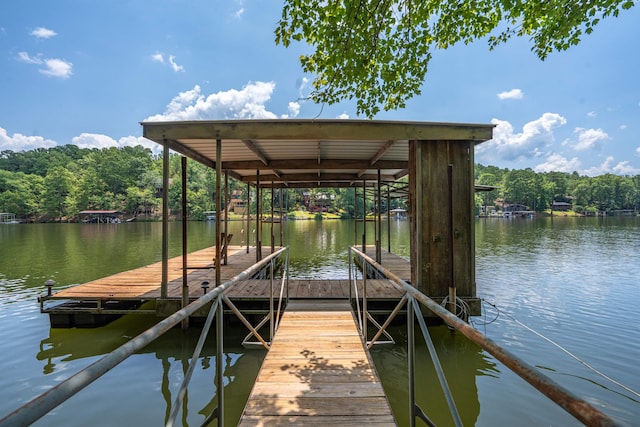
[239,299,395,425]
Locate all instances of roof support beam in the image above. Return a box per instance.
[221,159,408,170]
[242,139,282,178]
[358,139,396,177]
[370,140,396,165]
[240,172,396,183]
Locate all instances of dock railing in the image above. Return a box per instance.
[348,246,620,427]
[0,246,290,427]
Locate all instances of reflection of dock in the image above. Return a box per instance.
[239,299,395,426]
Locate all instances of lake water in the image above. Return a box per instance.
[0,218,638,426]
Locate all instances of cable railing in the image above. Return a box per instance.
[0,246,289,427]
[348,246,620,427]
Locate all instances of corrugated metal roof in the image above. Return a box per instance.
[141,119,493,187]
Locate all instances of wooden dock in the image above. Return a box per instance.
[238,299,396,426]
[46,246,409,302]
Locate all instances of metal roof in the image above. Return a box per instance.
[141,119,494,188]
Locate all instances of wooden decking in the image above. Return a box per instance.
[47,246,409,302]
[238,300,396,426]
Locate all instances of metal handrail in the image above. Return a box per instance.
[0,246,289,427]
[349,246,620,427]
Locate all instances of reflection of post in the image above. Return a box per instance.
[161,357,171,425]
[181,342,190,425]
[215,297,225,423]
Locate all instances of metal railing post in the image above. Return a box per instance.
[270,258,274,342]
[348,247,353,303]
[363,258,368,345]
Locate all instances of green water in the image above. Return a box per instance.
[1,218,639,426]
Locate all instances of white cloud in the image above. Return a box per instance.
[572,127,609,151]
[580,157,640,176]
[40,58,73,78]
[337,113,350,119]
[613,161,640,176]
[144,81,280,121]
[587,111,597,118]
[168,55,184,72]
[287,102,300,117]
[0,127,57,151]
[151,53,184,72]
[71,133,160,153]
[71,133,118,149]
[31,27,57,39]
[18,51,72,78]
[476,113,567,163]
[234,0,245,18]
[18,51,41,64]
[497,89,524,100]
[534,153,581,173]
[583,157,615,176]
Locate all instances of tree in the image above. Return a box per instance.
[42,167,76,220]
[276,0,635,117]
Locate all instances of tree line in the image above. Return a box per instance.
[1,145,639,221]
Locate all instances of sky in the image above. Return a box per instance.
[1,1,639,176]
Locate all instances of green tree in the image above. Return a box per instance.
[276,0,635,117]
[42,167,76,220]
[0,170,43,218]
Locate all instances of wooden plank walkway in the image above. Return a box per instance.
[48,246,409,302]
[49,246,273,300]
[238,300,396,426]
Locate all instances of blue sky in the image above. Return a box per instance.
[1,1,639,176]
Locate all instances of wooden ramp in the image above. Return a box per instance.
[239,300,396,426]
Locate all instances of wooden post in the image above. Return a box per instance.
[224,172,229,265]
[256,170,262,261]
[215,139,222,287]
[279,187,284,247]
[409,140,475,298]
[354,187,358,246]
[161,143,169,299]
[246,182,251,254]
[362,180,366,253]
[181,156,189,329]
[387,184,391,253]
[376,169,382,263]
[271,181,275,253]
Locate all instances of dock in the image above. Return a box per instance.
[41,245,410,327]
[239,299,396,426]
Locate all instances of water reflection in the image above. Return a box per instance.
[371,325,498,426]
[36,314,266,426]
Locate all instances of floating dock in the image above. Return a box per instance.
[40,245,409,327]
[239,299,396,426]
